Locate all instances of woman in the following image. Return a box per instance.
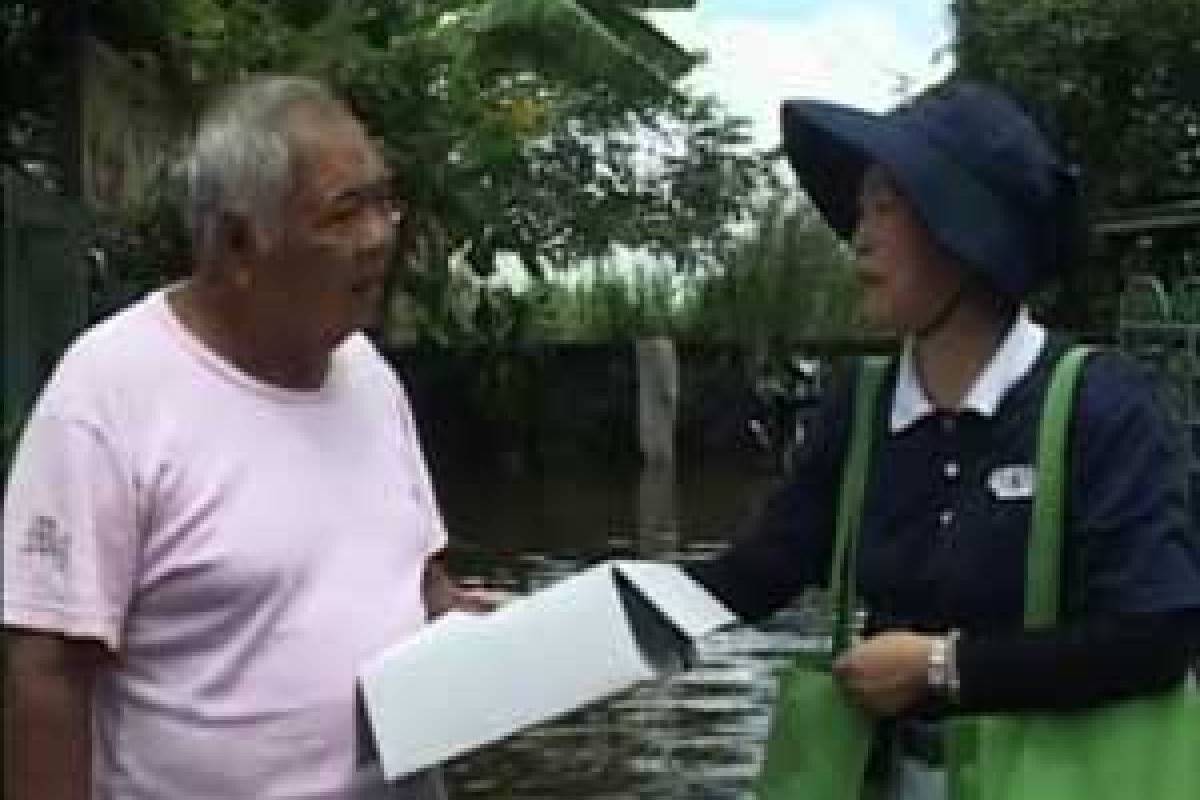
[689,82,1200,798]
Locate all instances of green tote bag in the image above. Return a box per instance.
[947,345,1200,800]
[755,357,890,800]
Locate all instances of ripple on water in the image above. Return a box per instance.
[438,469,821,799]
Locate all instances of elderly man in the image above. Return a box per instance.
[4,76,481,799]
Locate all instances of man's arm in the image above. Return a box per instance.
[4,630,110,800]
[422,555,502,618]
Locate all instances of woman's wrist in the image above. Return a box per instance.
[927,629,962,704]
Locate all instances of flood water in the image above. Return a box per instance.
[434,466,827,799]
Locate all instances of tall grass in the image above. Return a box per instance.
[678,195,863,343]
[516,196,865,343]
[394,194,865,345]
[531,266,683,342]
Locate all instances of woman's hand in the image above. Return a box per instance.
[832,631,936,716]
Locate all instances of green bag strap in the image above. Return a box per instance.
[1026,345,1094,629]
[829,356,891,656]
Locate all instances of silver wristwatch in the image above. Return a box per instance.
[927,629,962,703]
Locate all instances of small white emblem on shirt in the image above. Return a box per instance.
[987,465,1036,500]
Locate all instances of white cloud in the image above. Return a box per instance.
[648,1,954,149]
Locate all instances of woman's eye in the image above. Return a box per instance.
[869,193,900,215]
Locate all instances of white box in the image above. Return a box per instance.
[357,560,736,781]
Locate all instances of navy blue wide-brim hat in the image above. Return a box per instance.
[781,82,1080,298]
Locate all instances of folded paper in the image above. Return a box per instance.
[357,560,736,780]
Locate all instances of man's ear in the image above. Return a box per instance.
[221,211,253,257]
[223,212,276,259]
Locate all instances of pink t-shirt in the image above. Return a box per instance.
[3,289,447,799]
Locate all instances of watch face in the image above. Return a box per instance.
[927,638,950,692]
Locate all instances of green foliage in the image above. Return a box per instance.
[405,190,864,346]
[533,267,681,341]
[466,0,700,90]
[952,0,1200,328]
[684,194,861,343]
[955,0,1200,209]
[3,0,767,343]
[396,263,681,345]
[89,162,192,318]
[1,3,78,193]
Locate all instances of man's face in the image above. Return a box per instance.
[251,107,398,352]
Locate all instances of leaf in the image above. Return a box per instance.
[464,0,692,90]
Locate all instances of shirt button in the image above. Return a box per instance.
[938,509,955,527]
[941,416,956,434]
[944,461,961,480]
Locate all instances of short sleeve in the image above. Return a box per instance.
[1068,353,1200,616]
[393,381,449,558]
[3,411,139,651]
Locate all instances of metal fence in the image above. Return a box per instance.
[1117,274,1200,526]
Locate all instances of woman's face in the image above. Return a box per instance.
[853,166,964,334]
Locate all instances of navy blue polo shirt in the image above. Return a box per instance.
[692,325,1200,633]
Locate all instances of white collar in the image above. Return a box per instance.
[889,307,1047,433]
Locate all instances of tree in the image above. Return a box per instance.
[952,0,1200,327]
[3,0,770,343]
[685,191,861,344]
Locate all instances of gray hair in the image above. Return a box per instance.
[182,75,349,261]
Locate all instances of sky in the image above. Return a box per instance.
[646,0,956,149]
[488,1,956,288]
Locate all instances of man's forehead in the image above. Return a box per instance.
[289,111,372,157]
[288,114,388,194]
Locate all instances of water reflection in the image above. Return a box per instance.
[436,468,824,799]
[635,464,680,558]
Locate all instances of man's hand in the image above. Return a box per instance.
[443,585,505,614]
[832,631,936,717]
[422,558,507,618]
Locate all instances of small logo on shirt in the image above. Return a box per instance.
[22,515,69,572]
[987,465,1036,500]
